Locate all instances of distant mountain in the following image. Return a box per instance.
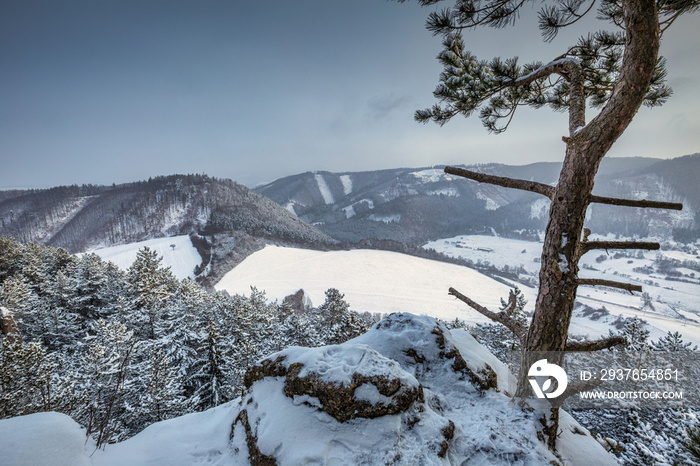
[255,154,699,244]
[0,174,336,284]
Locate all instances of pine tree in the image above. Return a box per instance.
[0,339,54,418]
[135,343,186,426]
[320,288,350,327]
[653,330,697,352]
[395,0,699,448]
[620,317,650,352]
[74,319,140,446]
[190,319,229,410]
[127,247,178,339]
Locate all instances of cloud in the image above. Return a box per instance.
[366,93,411,121]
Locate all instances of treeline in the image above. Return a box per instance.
[0,237,370,446]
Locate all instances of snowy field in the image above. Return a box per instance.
[215,245,527,323]
[86,235,201,280]
[426,234,700,345]
[216,243,700,346]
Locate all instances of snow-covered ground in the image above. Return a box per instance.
[215,245,529,323]
[425,234,700,346]
[0,314,617,466]
[216,242,700,347]
[86,235,201,280]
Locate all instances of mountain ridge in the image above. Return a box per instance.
[255,154,700,244]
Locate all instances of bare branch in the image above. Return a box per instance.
[444,166,554,198]
[590,195,683,210]
[580,241,660,254]
[448,287,527,342]
[565,336,625,352]
[577,278,642,293]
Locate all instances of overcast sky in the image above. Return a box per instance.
[1,1,699,189]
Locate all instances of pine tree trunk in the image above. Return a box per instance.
[524,0,661,355]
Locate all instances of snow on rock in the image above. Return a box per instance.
[339,174,353,195]
[87,235,202,280]
[231,313,614,465]
[0,412,94,466]
[314,174,335,205]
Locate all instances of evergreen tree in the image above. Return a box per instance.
[74,319,140,446]
[127,247,178,339]
[0,339,54,418]
[135,343,186,426]
[190,319,229,410]
[620,317,650,352]
[653,330,697,352]
[320,288,350,325]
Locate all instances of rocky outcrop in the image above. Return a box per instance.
[0,307,22,345]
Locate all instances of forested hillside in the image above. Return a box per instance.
[0,174,334,253]
[256,154,699,244]
[0,237,370,445]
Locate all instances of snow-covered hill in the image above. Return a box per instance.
[215,245,528,322]
[87,235,202,280]
[426,234,700,346]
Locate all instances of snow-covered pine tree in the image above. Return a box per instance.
[134,343,186,426]
[127,247,179,339]
[190,319,229,410]
[73,319,140,446]
[0,338,54,418]
[653,330,698,352]
[319,288,350,327]
[620,317,651,352]
[499,286,529,329]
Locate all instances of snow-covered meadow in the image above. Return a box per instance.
[215,245,529,323]
[86,235,201,280]
[425,234,700,345]
[216,240,700,347]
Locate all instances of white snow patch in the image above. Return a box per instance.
[368,213,400,223]
[0,412,94,466]
[87,235,201,280]
[427,187,459,197]
[284,202,297,215]
[530,198,550,219]
[342,205,356,219]
[315,174,334,205]
[476,191,499,210]
[339,174,352,195]
[411,168,453,183]
[94,402,238,465]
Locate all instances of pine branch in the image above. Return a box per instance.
[444,166,554,198]
[580,240,660,254]
[577,278,642,293]
[565,335,625,352]
[448,286,527,342]
[590,195,683,210]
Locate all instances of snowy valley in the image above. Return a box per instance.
[2,159,700,465]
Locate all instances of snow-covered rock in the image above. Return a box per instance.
[230,313,616,465]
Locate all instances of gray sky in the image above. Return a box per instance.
[1,1,699,189]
